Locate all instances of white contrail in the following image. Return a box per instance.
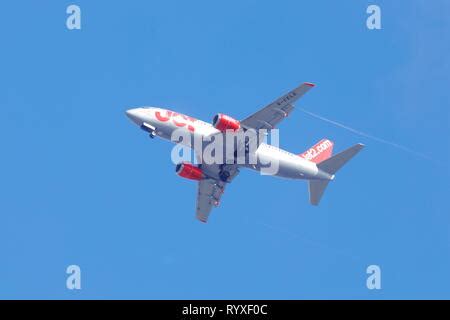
[299,108,433,161]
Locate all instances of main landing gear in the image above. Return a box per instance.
[219,169,231,182]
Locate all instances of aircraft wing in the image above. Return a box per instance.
[196,164,239,223]
[240,82,315,130]
[196,178,226,223]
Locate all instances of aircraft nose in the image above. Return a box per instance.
[125,108,143,125]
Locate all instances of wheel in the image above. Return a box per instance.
[219,171,230,182]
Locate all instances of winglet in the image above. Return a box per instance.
[304,82,315,87]
[196,214,208,223]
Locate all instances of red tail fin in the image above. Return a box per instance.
[299,139,334,164]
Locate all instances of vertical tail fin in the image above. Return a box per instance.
[308,143,365,205]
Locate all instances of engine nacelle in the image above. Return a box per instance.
[212,113,240,131]
[175,162,204,181]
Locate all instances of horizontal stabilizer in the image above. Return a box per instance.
[317,143,365,175]
[308,143,364,205]
[309,180,330,205]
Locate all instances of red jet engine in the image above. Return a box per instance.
[175,162,204,181]
[212,114,240,131]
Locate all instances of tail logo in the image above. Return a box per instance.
[300,139,334,163]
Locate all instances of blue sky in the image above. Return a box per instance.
[1,0,449,299]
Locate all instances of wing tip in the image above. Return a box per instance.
[196,215,208,223]
[304,82,316,87]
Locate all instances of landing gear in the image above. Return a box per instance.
[219,170,230,182]
[140,122,157,139]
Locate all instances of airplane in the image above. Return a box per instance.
[125,82,364,223]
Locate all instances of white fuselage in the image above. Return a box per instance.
[126,107,332,181]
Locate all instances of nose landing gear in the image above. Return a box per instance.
[140,122,157,139]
